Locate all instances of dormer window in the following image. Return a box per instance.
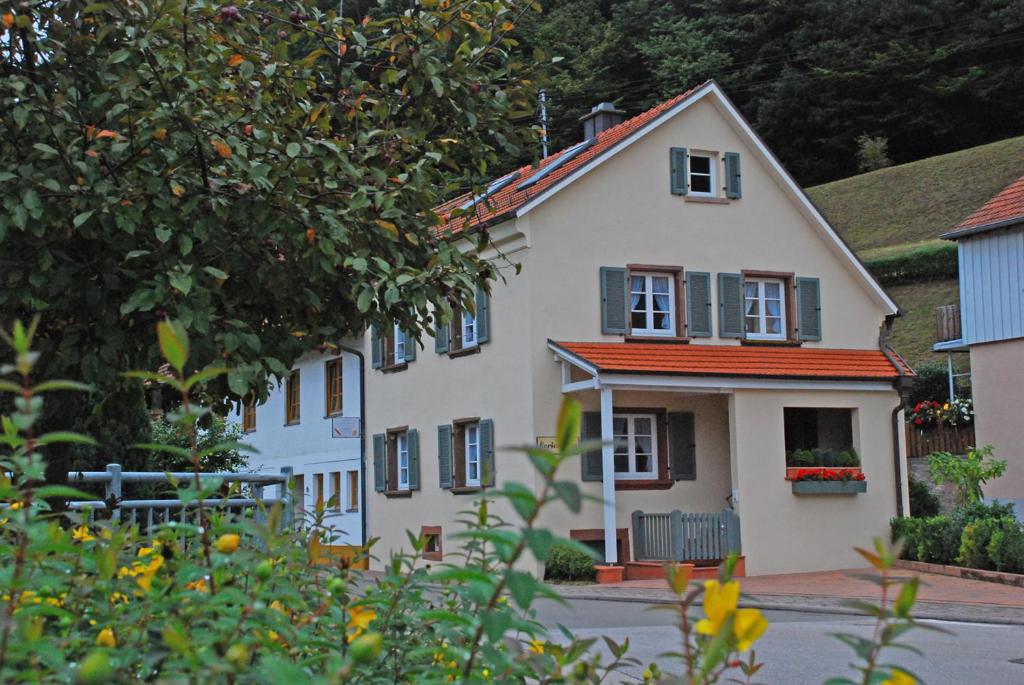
[688,152,716,197]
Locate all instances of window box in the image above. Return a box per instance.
[792,480,867,495]
[785,466,862,481]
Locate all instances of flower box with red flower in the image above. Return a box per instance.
[785,466,863,481]
[790,468,867,494]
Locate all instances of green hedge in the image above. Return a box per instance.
[863,242,958,286]
[544,544,598,582]
[891,503,1024,571]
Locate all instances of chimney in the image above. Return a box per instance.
[579,102,625,140]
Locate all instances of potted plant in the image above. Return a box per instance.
[785,448,862,481]
[791,467,867,494]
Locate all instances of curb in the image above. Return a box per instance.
[894,559,1024,589]
[552,590,1024,626]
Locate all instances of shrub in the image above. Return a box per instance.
[891,517,923,561]
[855,134,893,172]
[954,500,1017,524]
[908,477,941,518]
[544,544,598,582]
[813,447,836,467]
[834,450,861,468]
[908,363,957,407]
[916,515,962,564]
[958,517,1017,570]
[787,449,816,467]
[989,525,1024,574]
[863,241,958,286]
[929,446,1007,507]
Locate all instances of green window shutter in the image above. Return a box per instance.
[475,286,490,344]
[372,433,386,492]
[407,428,420,490]
[371,327,383,369]
[581,411,604,481]
[479,419,495,486]
[600,267,628,334]
[403,329,416,361]
[434,320,449,354]
[670,147,688,195]
[724,152,742,199]
[686,271,712,337]
[437,424,453,489]
[718,273,743,339]
[667,412,696,481]
[796,277,822,341]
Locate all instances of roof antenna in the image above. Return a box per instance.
[540,89,550,159]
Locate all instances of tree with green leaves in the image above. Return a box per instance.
[0,0,540,479]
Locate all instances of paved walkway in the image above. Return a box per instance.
[553,568,1024,625]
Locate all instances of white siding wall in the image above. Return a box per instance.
[237,349,364,545]
[959,225,1024,345]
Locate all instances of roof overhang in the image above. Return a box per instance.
[940,217,1024,241]
[515,81,899,316]
[548,341,900,394]
[932,339,969,353]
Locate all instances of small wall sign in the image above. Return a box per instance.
[331,417,361,439]
[535,436,557,450]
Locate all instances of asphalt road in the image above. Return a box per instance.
[535,599,1024,684]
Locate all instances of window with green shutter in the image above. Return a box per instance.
[581,411,603,481]
[372,433,386,492]
[718,273,744,338]
[796,277,822,341]
[439,289,490,355]
[670,147,688,195]
[600,267,628,334]
[437,424,454,489]
[686,272,712,337]
[724,152,742,199]
[406,428,420,491]
[667,412,696,481]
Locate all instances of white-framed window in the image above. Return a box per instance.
[688,152,716,197]
[461,309,477,349]
[630,273,675,336]
[397,432,410,490]
[465,423,480,486]
[613,414,657,479]
[744,278,786,340]
[393,324,407,364]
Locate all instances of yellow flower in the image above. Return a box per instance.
[109,592,129,604]
[943,403,950,410]
[882,669,916,685]
[695,580,740,636]
[96,627,116,648]
[72,526,95,542]
[215,533,240,554]
[528,639,545,654]
[185,578,209,593]
[346,605,377,642]
[482,668,490,679]
[733,608,768,651]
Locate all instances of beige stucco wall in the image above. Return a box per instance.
[729,389,906,575]
[970,338,1024,501]
[362,91,905,574]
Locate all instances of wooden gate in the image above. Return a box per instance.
[631,509,740,562]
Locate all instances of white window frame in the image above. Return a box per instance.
[393,324,406,364]
[396,432,410,490]
[688,151,717,197]
[461,309,478,349]
[744,278,787,341]
[612,413,658,480]
[465,423,480,486]
[629,272,676,337]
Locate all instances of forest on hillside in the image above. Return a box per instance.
[509,0,1024,185]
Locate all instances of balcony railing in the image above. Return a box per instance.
[935,304,961,343]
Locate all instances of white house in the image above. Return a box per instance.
[238,346,365,548]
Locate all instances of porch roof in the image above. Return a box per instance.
[549,341,913,382]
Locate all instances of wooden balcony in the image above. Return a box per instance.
[935,304,962,343]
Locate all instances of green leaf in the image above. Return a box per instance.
[183,366,229,390]
[286,142,301,158]
[32,380,93,394]
[169,272,192,295]
[35,485,98,500]
[133,443,193,459]
[552,481,581,513]
[33,143,59,157]
[556,398,581,453]
[125,250,150,260]
[203,266,228,280]
[157,319,189,372]
[73,210,95,227]
[506,570,537,608]
[35,432,98,447]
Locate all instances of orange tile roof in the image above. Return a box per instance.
[945,174,1024,238]
[434,83,708,235]
[552,341,913,381]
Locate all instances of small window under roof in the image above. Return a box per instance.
[517,138,595,191]
[459,172,521,211]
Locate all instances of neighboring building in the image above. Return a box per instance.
[363,80,912,577]
[239,347,365,548]
[936,175,1024,514]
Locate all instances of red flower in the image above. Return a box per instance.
[915,418,924,426]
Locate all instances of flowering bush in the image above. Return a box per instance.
[0,319,928,684]
[791,469,866,483]
[907,397,973,428]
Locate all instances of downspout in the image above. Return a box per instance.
[879,315,911,517]
[336,343,367,546]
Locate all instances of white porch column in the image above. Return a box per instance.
[600,385,617,564]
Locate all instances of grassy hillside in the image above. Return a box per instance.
[807,136,1024,255]
[807,137,1024,372]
